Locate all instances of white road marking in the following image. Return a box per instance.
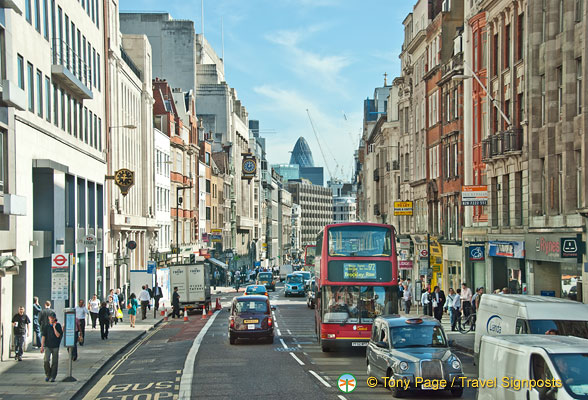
[289,352,305,366]
[277,328,282,335]
[178,311,220,399]
[338,396,347,400]
[280,338,288,349]
[287,329,292,334]
[309,370,331,388]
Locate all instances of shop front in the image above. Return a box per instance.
[466,244,486,291]
[525,233,583,302]
[442,243,462,293]
[487,239,526,293]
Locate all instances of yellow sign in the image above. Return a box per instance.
[394,201,413,216]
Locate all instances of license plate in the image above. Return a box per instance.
[248,324,255,330]
[244,319,259,323]
[351,342,368,347]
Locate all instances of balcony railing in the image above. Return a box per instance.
[51,39,93,99]
[120,46,143,80]
[482,129,523,161]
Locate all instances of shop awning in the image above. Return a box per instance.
[208,257,228,269]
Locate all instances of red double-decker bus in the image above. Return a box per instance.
[314,223,398,352]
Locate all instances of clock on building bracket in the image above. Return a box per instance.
[107,168,135,196]
[241,153,257,181]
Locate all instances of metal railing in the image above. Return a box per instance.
[51,39,91,88]
[120,46,143,80]
[482,129,522,161]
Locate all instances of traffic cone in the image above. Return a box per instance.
[160,302,165,316]
[201,306,207,320]
[215,298,222,311]
[163,309,168,322]
[207,305,213,316]
[184,307,189,322]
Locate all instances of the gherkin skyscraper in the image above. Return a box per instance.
[289,137,314,168]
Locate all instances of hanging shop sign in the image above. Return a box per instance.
[461,185,488,206]
[469,245,485,261]
[394,201,413,216]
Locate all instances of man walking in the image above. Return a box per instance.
[39,301,53,336]
[153,283,163,311]
[172,287,180,318]
[12,306,30,361]
[420,287,431,316]
[40,313,62,382]
[32,297,42,348]
[461,283,473,318]
[139,285,151,320]
[146,285,153,310]
[75,299,89,345]
[402,283,412,314]
[432,286,446,322]
[451,288,462,331]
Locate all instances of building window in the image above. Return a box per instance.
[577,150,583,208]
[34,0,41,32]
[504,24,510,69]
[94,114,97,149]
[493,32,498,76]
[559,0,564,33]
[36,69,42,118]
[541,75,546,125]
[517,13,524,61]
[453,143,458,177]
[502,174,510,226]
[43,0,49,39]
[17,55,24,89]
[515,171,523,225]
[84,107,88,143]
[576,0,584,22]
[67,95,71,134]
[491,177,498,226]
[88,111,93,146]
[97,53,101,91]
[557,66,563,120]
[25,0,32,23]
[558,154,564,214]
[577,58,583,115]
[542,0,547,42]
[541,158,547,215]
[27,62,34,112]
[60,91,65,130]
[53,84,59,126]
[73,99,77,137]
[45,76,51,122]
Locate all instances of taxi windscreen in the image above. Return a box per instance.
[236,300,269,314]
[258,273,272,281]
[287,275,303,284]
[390,325,447,349]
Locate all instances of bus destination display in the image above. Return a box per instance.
[343,263,377,280]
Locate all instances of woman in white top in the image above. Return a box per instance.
[445,288,457,331]
[88,294,101,329]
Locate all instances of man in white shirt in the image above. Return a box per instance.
[402,283,412,314]
[421,288,431,316]
[452,288,462,331]
[138,286,151,320]
[461,283,473,318]
[75,300,89,345]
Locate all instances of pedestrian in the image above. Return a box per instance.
[146,285,153,311]
[432,286,446,322]
[461,283,473,318]
[402,283,412,314]
[235,270,241,291]
[398,282,404,312]
[213,269,219,290]
[451,288,462,331]
[107,295,117,327]
[475,287,484,311]
[98,302,110,340]
[40,312,62,382]
[172,287,180,318]
[32,297,42,348]
[88,294,100,329]
[420,287,431,316]
[39,301,54,336]
[128,293,138,328]
[75,299,89,345]
[153,283,163,311]
[109,289,119,310]
[12,306,30,361]
[117,288,125,310]
[445,288,456,327]
[139,285,151,320]
[501,287,510,294]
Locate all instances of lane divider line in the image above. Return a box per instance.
[309,370,331,388]
[338,396,347,400]
[280,338,288,349]
[276,328,282,336]
[289,352,305,366]
[178,310,220,399]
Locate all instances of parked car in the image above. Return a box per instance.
[366,316,464,398]
[244,285,268,296]
[284,273,305,297]
[306,280,317,309]
[256,272,276,292]
[229,295,275,344]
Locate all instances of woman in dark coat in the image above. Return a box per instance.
[98,301,110,340]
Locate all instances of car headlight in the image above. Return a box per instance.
[398,361,409,371]
[451,360,461,370]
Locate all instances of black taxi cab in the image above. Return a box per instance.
[229,295,275,345]
[366,316,464,397]
[256,272,276,291]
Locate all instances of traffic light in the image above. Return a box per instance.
[190,253,196,264]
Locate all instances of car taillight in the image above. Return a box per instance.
[264,292,268,296]
[229,317,235,328]
[268,317,272,327]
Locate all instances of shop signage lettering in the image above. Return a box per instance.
[536,237,560,257]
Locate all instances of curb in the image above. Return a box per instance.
[69,318,164,400]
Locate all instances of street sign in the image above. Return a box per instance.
[147,261,156,274]
[462,185,488,206]
[51,270,69,300]
[419,249,429,259]
[51,253,69,269]
[127,241,137,250]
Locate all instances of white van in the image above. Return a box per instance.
[278,264,293,282]
[478,335,588,400]
[475,295,588,362]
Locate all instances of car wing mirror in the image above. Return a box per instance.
[271,306,276,311]
[448,339,455,347]
[376,341,388,349]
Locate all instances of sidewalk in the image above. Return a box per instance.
[0,311,164,400]
[400,306,475,355]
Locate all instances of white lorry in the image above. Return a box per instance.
[478,334,588,400]
[169,259,211,313]
[474,294,588,364]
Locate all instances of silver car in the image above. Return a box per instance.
[366,316,464,398]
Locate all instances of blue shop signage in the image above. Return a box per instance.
[488,241,525,259]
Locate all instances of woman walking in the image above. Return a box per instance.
[88,294,100,329]
[98,302,110,340]
[445,288,457,331]
[128,293,138,328]
[107,295,117,327]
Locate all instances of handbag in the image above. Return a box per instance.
[116,308,123,319]
[127,303,132,309]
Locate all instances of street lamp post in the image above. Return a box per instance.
[176,185,193,264]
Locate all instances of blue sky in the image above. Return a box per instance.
[120,0,413,182]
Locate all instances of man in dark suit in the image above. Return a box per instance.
[432,286,446,322]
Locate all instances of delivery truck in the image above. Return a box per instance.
[169,259,211,314]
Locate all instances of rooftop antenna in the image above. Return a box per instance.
[201,0,204,35]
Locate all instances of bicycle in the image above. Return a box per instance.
[459,311,476,333]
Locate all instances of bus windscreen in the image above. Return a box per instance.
[328,226,391,257]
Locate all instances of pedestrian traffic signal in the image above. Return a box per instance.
[190,253,196,263]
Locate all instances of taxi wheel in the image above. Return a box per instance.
[388,370,405,398]
[450,387,463,398]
